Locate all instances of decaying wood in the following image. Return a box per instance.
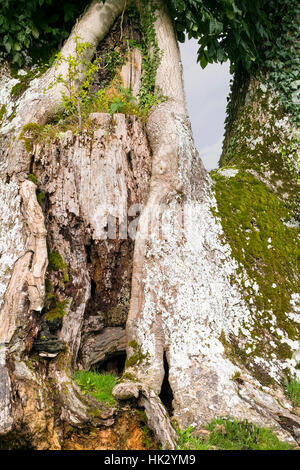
[120,48,143,97]
[0,101,154,446]
[0,180,47,344]
[113,381,177,449]
[80,327,127,370]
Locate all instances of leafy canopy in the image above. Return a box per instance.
[166,0,270,70]
[0,0,286,74]
[0,0,89,66]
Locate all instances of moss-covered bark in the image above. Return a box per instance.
[213,39,300,384]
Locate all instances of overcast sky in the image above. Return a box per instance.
[179,39,232,170]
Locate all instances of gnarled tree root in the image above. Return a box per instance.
[113,381,177,449]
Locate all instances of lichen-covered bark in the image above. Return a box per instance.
[113,1,300,445]
[214,73,300,382]
[0,180,47,344]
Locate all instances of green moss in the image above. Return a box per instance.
[119,372,137,383]
[19,123,43,153]
[48,250,69,282]
[125,340,149,368]
[212,169,300,370]
[27,175,47,207]
[285,378,300,407]
[20,123,43,134]
[0,104,6,126]
[45,299,69,322]
[10,69,47,99]
[27,173,38,185]
[37,191,45,206]
[219,330,235,362]
[277,342,294,361]
[8,109,16,122]
[220,83,299,206]
[125,354,139,368]
[45,279,53,295]
[25,359,36,372]
[128,340,138,349]
[251,364,275,387]
[87,408,102,418]
[11,81,28,98]
[44,252,69,322]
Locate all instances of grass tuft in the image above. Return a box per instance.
[285,378,300,407]
[176,418,292,450]
[74,370,117,406]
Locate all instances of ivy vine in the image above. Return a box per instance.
[262,0,300,126]
[137,0,164,111]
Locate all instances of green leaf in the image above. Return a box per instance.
[199,52,208,69]
[226,9,235,20]
[209,18,223,35]
[31,27,40,39]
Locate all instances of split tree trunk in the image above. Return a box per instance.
[0,0,299,449]
[114,2,300,445]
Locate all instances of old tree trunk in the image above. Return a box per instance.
[0,0,299,449]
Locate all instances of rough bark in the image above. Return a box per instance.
[113,0,300,445]
[0,180,47,344]
[80,326,127,371]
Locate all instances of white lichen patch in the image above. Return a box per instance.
[217,168,239,178]
[287,294,300,324]
[0,67,19,131]
[283,217,300,229]
[130,116,276,426]
[0,65,42,135]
